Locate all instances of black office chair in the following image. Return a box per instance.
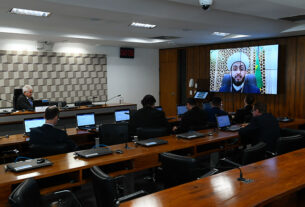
[99,123,129,145]
[9,178,82,207]
[159,152,217,188]
[28,144,70,158]
[13,88,23,111]
[275,134,305,155]
[136,127,168,140]
[90,166,146,207]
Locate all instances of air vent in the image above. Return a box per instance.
[150,36,180,40]
[280,15,305,22]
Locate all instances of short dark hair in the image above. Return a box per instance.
[254,103,266,114]
[186,97,197,106]
[245,95,255,105]
[211,97,222,107]
[141,95,156,107]
[45,106,60,120]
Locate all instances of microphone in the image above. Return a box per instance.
[220,158,253,183]
[104,94,121,106]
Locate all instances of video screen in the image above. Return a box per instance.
[77,113,95,126]
[24,118,45,133]
[194,91,208,99]
[115,110,130,122]
[210,44,279,94]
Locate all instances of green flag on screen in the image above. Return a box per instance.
[255,49,263,89]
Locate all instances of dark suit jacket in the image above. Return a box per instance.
[234,105,253,123]
[219,83,260,94]
[16,94,34,110]
[129,106,169,135]
[239,113,280,151]
[29,124,77,152]
[206,107,227,124]
[177,106,208,133]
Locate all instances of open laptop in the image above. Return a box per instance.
[136,138,168,147]
[194,91,208,99]
[24,117,45,135]
[177,105,187,116]
[6,158,53,172]
[155,106,163,111]
[176,131,205,139]
[76,112,96,130]
[75,147,113,158]
[216,114,241,131]
[114,109,130,123]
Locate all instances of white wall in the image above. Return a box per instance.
[0,39,159,108]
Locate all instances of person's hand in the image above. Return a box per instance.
[172,126,178,131]
[241,123,249,128]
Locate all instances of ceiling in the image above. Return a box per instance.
[1,0,305,48]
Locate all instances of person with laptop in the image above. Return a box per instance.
[173,98,208,133]
[129,94,169,135]
[239,103,280,151]
[29,106,77,152]
[206,97,227,126]
[234,95,255,123]
[16,85,34,111]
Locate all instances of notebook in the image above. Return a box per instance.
[176,131,205,139]
[6,158,53,172]
[115,109,130,123]
[75,147,113,158]
[136,138,168,147]
[24,117,45,135]
[76,112,96,130]
[216,115,241,131]
[177,105,187,116]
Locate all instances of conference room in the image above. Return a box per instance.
[1,0,305,206]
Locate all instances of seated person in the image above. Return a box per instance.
[206,97,227,125]
[173,98,208,133]
[29,106,77,152]
[129,94,169,136]
[219,52,260,94]
[234,95,255,123]
[239,103,280,151]
[16,85,34,111]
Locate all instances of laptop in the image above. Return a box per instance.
[114,109,130,123]
[176,131,205,139]
[155,106,163,111]
[76,112,96,130]
[24,117,45,135]
[177,105,187,116]
[6,158,53,172]
[136,138,168,147]
[194,91,208,99]
[75,147,113,158]
[216,115,241,131]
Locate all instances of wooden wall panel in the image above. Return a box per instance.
[295,37,305,118]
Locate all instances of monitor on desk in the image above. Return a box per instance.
[216,115,231,128]
[76,113,96,129]
[24,117,45,134]
[194,91,208,99]
[115,109,130,123]
[177,105,187,116]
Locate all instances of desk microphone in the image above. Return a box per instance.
[220,158,253,183]
[104,94,121,106]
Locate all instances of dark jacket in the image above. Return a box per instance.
[206,107,227,124]
[239,113,280,151]
[234,105,253,123]
[16,94,34,110]
[129,106,169,135]
[177,106,208,133]
[29,124,77,152]
[219,82,260,94]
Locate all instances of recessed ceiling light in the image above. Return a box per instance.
[130,22,156,29]
[9,8,51,17]
[224,34,250,39]
[122,38,165,44]
[212,32,230,37]
[63,34,101,40]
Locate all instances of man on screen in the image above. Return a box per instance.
[219,52,260,94]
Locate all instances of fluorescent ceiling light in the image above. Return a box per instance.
[63,34,101,40]
[9,8,51,17]
[122,38,165,44]
[130,22,156,29]
[224,34,250,39]
[212,32,230,37]
[0,27,35,35]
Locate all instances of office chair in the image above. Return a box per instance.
[159,152,217,188]
[28,144,70,158]
[9,178,82,207]
[13,88,23,111]
[275,134,305,155]
[136,127,168,140]
[90,166,146,207]
[99,123,129,145]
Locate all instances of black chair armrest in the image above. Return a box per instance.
[266,150,277,157]
[198,168,219,179]
[43,189,83,207]
[118,190,147,203]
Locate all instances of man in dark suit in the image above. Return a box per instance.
[239,103,280,151]
[173,98,208,133]
[29,106,77,152]
[234,95,255,123]
[129,94,169,136]
[206,97,227,126]
[16,85,34,111]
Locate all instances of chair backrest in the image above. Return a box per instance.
[99,123,129,145]
[159,152,199,187]
[276,134,305,155]
[9,178,41,207]
[242,142,266,165]
[13,89,23,110]
[136,127,168,140]
[29,144,69,158]
[90,166,118,207]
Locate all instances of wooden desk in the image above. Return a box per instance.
[0,129,238,206]
[121,148,305,207]
[279,118,305,129]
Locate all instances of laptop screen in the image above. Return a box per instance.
[76,113,96,127]
[177,105,187,115]
[155,106,163,111]
[24,118,45,133]
[115,110,130,122]
[216,115,231,128]
[194,91,208,99]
